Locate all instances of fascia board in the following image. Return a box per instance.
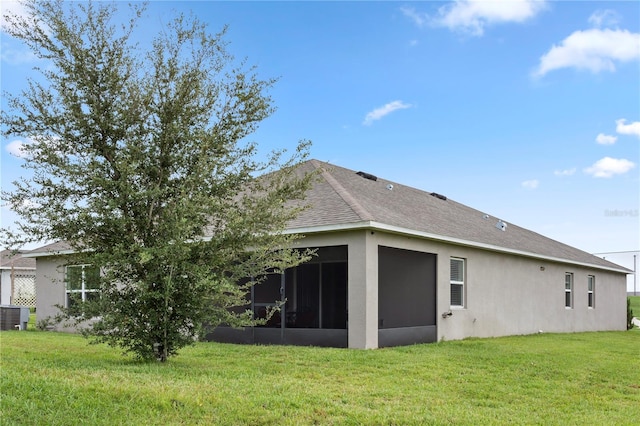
[283,221,373,235]
[285,221,632,274]
[23,223,630,274]
[0,266,36,270]
[22,249,76,258]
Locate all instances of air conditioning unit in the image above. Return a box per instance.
[0,305,30,330]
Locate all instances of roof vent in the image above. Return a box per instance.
[430,192,447,201]
[483,214,490,220]
[496,220,507,231]
[386,184,394,191]
[356,171,377,181]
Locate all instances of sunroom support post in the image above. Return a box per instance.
[348,230,378,349]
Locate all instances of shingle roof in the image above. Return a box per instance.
[0,249,36,269]
[23,160,628,273]
[289,159,628,273]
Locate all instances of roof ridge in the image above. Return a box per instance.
[310,160,375,221]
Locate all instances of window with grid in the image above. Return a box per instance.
[65,265,100,314]
[587,275,595,308]
[450,258,465,308]
[565,273,573,308]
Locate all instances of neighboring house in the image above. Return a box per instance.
[0,249,37,307]
[27,160,630,348]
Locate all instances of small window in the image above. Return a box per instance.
[565,273,573,308]
[65,265,100,315]
[450,258,465,307]
[587,275,595,308]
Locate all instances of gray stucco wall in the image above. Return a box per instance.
[436,243,626,341]
[35,256,67,330]
[295,230,627,347]
[367,231,627,343]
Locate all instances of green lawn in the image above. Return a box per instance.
[630,296,640,319]
[1,331,639,425]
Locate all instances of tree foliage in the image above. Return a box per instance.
[1,0,314,361]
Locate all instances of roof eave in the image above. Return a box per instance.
[285,221,632,274]
[22,249,76,258]
[22,223,631,274]
[0,266,36,270]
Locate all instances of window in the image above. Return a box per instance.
[450,258,465,307]
[565,273,573,308]
[587,275,595,308]
[65,265,100,314]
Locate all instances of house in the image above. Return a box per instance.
[27,160,630,348]
[0,249,36,307]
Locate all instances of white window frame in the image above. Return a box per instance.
[565,273,573,309]
[65,264,100,310]
[587,275,595,309]
[450,257,465,308]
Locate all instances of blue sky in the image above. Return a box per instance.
[1,1,639,261]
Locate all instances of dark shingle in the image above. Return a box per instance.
[23,161,627,273]
[0,250,36,269]
[289,160,626,272]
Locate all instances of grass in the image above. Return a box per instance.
[1,331,639,425]
[630,296,640,319]
[27,313,36,330]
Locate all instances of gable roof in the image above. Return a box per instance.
[288,159,628,273]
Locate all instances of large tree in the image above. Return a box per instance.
[1,0,314,361]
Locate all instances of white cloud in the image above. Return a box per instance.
[430,0,546,36]
[615,119,640,138]
[1,1,47,64]
[0,1,47,35]
[521,179,539,190]
[363,101,412,126]
[1,41,37,64]
[15,198,40,210]
[588,10,620,29]
[0,1,29,33]
[534,28,640,77]
[400,7,428,28]
[584,157,635,178]
[5,139,28,158]
[595,133,617,145]
[5,135,59,159]
[554,168,576,177]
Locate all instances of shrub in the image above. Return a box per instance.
[36,317,54,331]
